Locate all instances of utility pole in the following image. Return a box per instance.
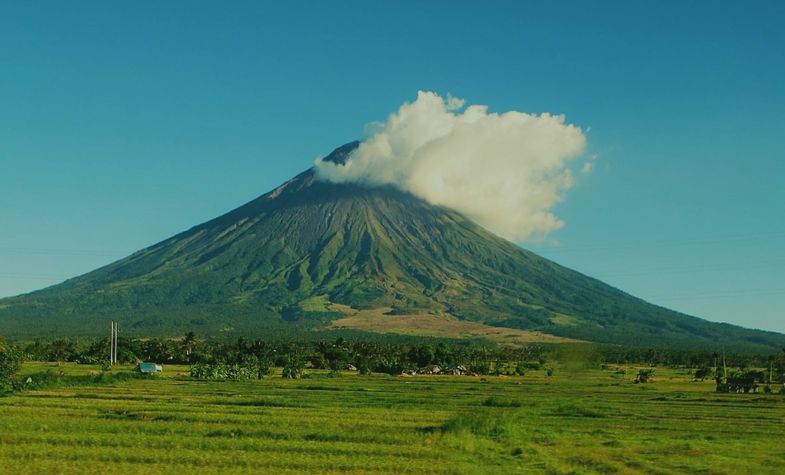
[114,321,118,365]
[770,359,774,385]
[109,321,119,365]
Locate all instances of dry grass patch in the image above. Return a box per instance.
[329,307,579,345]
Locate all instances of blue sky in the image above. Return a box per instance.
[1,1,784,332]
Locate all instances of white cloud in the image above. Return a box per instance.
[582,153,598,174]
[582,161,593,174]
[446,93,465,111]
[314,91,588,242]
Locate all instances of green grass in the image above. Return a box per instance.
[548,314,581,327]
[1,362,784,474]
[298,295,333,313]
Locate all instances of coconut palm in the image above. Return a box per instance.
[182,332,197,363]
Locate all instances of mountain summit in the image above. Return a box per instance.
[1,142,783,350]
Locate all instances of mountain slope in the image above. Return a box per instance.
[1,142,783,350]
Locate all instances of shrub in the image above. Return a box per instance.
[469,361,491,375]
[226,363,256,381]
[550,402,604,418]
[282,363,305,379]
[0,342,22,390]
[282,355,305,379]
[189,357,270,381]
[482,397,521,408]
[358,362,373,375]
[693,367,711,381]
[634,369,655,383]
[256,357,273,379]
[442,412,514,440]
[514,363,526,376]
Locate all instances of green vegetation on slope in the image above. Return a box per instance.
[1,142,783,351]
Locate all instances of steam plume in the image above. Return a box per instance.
[314,91,588,241]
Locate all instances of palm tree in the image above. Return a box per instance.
[182,332,197,363]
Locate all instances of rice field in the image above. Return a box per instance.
[1,362,784,474]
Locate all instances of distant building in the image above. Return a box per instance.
[445,365,468,375]
[417,365,441,375]
[138,362,163,374]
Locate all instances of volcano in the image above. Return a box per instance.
[1,142,783,350]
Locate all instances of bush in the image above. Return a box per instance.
[550,402,604,418]
[375,359,406,375]
[282,364,305,379]
[282,355,305,379]
[469,361,491,375]
[482,397,521,408]
[693,367,711,381]
[514,363,526,376]
[634,369,655,383]
[0,342,22,390]
[442,412,514,440]
[256,356,273,379]
[189,362,256,381]
[358,362,373,376]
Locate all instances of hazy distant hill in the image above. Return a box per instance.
[1,142,783,351]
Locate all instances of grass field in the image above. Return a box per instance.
[1,362,784,474]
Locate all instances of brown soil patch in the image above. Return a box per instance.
[329,307,580,345]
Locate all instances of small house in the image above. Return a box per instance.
[138,362,163,374]
[417,365,441,375]
[445,365,468,375]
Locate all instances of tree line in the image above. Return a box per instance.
[3,333,784,386]
[9,334,549,376]
[594,345,785,371]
